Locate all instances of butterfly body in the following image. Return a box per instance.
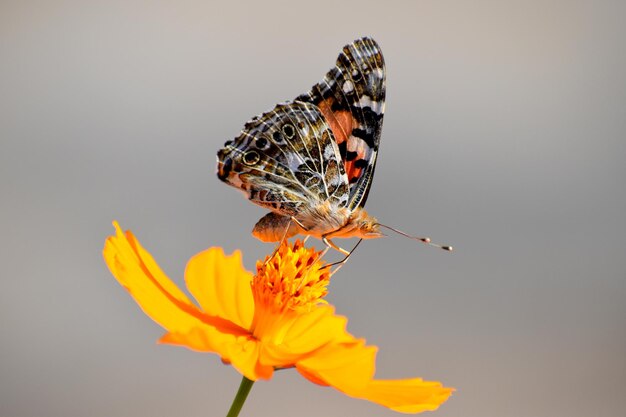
[250,203,382,243]
[217,37,386,250]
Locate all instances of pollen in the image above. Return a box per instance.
[252,240,330,314]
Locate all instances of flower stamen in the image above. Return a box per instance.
[252,240,330,314]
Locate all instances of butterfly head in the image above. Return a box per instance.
[353,209,384,239]
[325,208,383,240]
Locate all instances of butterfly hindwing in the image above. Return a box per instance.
[295,37,386,209]
[217,101,350,217]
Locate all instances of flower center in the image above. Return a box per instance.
[252,240,330,315]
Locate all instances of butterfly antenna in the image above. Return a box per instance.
[376,224,453,251]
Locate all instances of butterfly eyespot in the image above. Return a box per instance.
[272,131,283,142]
[243,150,260,165]
[282,123,295,139]
[255,137,268,149]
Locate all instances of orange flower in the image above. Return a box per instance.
[103,221,453,413]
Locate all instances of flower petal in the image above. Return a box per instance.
[103,221,202,332]
[160,330,274,381]
[227,336,275,380]
[185,248,254,329]
[296,339,376,390]
[344,379,454,414]
[260,306,353,367]
[296,338,453,413]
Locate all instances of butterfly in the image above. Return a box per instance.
[217,37,451,255]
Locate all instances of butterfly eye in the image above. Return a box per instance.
[242,150,260,165]
[282,123,295,139]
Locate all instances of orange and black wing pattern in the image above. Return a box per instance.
[295,37,386,210]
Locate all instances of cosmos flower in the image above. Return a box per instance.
[103,221,452,414]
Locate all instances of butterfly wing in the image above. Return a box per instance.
[217,101,350,218]
[295,37,386,210]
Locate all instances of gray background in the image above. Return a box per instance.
[1,1,625,416]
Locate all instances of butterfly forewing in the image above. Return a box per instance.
[295,37,386,210]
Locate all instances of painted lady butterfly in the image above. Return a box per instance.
[217,37,451,254]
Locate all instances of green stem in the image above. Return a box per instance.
[226,376,255,417]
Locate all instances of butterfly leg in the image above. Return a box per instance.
[321,239,364,276]
[303,235,329,258]
[264,217,296,265]
[264,216,308,265]
[322,236,351,256]
[288,216,306,228]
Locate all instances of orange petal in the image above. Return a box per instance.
[158,317,247,356]
[344,379,454,414]
[185,248,254,329]
[103,221,203,333]
[297,338,453,413]
[161,330,274,381]
[296,339,376,390]
[227,336,275,381]
[260,306,353,367]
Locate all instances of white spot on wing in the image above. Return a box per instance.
[358,94,382,113]
[323,143,336,159]
[286,153,302,171]
[342,80,354,93]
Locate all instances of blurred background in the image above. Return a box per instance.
[1,1,624,416]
